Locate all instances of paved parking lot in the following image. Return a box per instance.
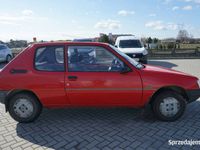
[0,59,200,150]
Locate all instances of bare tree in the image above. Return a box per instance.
[177,30,189,43]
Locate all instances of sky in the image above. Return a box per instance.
[0,0,199,41]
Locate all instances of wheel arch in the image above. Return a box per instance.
[7,54,12,57]
[5,89,42,112]
[148,86,189,105]
[6,54,12,62]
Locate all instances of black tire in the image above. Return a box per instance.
[152,90,186,122]
[6,55,12,63]
[8,93,42,123]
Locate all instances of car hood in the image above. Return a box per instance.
[140,64,198,90]
[142,64,194,77]
[118,47,145,54]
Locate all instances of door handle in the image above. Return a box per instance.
[10,69,28,74]
[68,76,78,80]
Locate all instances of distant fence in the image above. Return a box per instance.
[12,47,200,59]
[148,47,200,59]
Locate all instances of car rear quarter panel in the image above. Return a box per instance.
[0,46,34,89]
[0,45,66,107]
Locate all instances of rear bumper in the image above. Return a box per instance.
[186,89,200,103]
[0,91,8,104]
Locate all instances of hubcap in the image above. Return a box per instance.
[13,98,34,118]
[159,97,180,117]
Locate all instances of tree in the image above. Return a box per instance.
[98,34,110,43]
[146,37,153,44]
[177,30,189,43]
[146,37,153,49]
[153,38,159,43]
[167,43,174,49]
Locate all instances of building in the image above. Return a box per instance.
[108,33,133,44]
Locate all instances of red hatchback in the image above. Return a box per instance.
[0,42,200,123]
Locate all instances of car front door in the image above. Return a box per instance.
[65,45,142,106]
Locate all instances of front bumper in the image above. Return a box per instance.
[0,91,8,104]
[126,53,144,58]
[186,89,200,103]
[126,53,147,62]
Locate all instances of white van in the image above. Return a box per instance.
[115,36,148,64]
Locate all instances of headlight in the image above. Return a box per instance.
[143,49,148,55]
[197,79,200,88]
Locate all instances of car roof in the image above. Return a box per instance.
[116,36,140,40]
[32,41,109,47]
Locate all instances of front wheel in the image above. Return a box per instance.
[152,91,186,121]
[8,93,42,123]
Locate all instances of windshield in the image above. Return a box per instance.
[119,40,142,48]
[109,45,144,69]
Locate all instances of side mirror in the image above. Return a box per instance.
[114,45,118,48]
[144,44,147,48]
[120,66,132,74]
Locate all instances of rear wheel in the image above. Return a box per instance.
[6,55,12,62]
[152,91,186,121]
[8,93,42,123]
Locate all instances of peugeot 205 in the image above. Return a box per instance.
[0,42,200,123]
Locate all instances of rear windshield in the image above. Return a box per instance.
[119,40,142,48]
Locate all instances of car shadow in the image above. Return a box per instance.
[16,100,200,149]
[148,60,178,69]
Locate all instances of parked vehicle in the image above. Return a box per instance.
[0,42,199,123]
[115,36,148,64]
[0,44,12,63]
[73,38,94,42]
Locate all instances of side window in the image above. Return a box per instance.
[35,46,64,71]
[68,46,124,72]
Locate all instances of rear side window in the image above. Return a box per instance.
[35,46,64,71]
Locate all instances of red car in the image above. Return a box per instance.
[0,42,200,123]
